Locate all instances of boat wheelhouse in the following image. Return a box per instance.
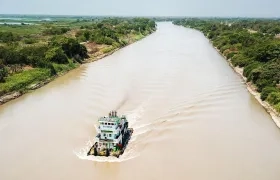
[87,111,133,157]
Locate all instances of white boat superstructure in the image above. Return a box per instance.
[88,111,133,157]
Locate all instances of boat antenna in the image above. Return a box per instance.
[109,111,111,117]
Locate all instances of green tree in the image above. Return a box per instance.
[84,31,91,41]
[45,47,68,64]
[0,60,8,82]
[49,36,88,59]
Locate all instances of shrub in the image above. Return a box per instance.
[102,46,115,54]
[43,27,70,35]
[0,68,51,96]
[226,52,236,59]
[23,38,37,44]
[220,44,231,53]
[0,64,8,82]
[243,62,261,77]
[45,47,68,64]
[0,32,21,43]
[248,67,262,83]
[267,92,280,105]
[261,87,279,101]
[255,78,274,92]
[50,36,88,59]
[275,103,280,113]
[231,55,252,67]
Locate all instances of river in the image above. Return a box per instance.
[1,22,280,180]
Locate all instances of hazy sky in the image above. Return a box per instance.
[0,0,279,17]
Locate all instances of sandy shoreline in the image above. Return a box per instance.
[212,44,280,128]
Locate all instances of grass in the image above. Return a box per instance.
[0,68,51,96]
[53,62,78,74]
[101,46,117,54]
[0,25,43,35]
[0,62,80,96]
[132,33,145,41]
[274,103,280,113]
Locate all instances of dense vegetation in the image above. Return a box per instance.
[174,18,280,113]
[76,18,156,44]
[0,17,156,97]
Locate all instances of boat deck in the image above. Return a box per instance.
[87,128,133,158]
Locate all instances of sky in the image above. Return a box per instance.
[0,0,279,18]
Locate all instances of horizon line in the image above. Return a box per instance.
[0,13,279,19]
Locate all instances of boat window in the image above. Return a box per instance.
[109,134,112,137]
[105,123,107,125]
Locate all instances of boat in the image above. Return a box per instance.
[87,111,133,158]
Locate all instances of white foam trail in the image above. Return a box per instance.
[74,98,153,162]
[75,96,169,163]
[73,137,140,163]
[94,124,99,131]
[133,122,154,130]
[124,97,152,126]
[74,150,139,163]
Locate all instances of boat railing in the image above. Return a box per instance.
[115,133,121,139]
[96,133,101,138]
[124,122,128,128]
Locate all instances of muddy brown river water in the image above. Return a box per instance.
[1,22,280,180]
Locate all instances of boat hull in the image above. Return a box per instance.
[87,128,133,158]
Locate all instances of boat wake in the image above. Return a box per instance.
[74,98,151,162]
[73,138,140,162]
[74,82,242,163]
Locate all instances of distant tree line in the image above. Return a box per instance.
[77,18,156,46]
[43,27,71,35]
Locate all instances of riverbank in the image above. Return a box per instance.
[0,32,154,105]
[173,19,280,128]
[212,43,280,128]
